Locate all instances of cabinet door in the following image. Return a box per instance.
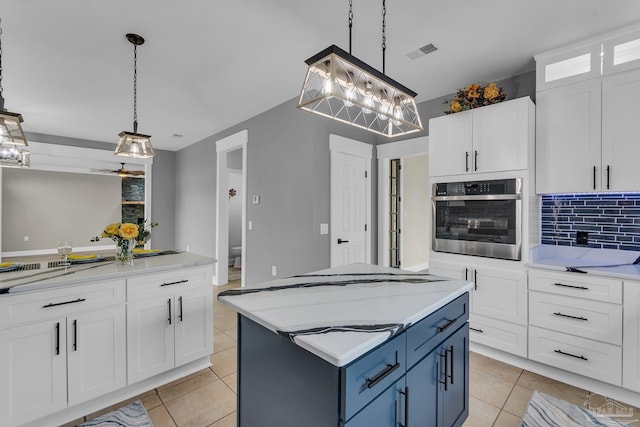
[0,319,67,427]
[127,295,175,384]
[471,267,528,326]
[406,350,438,427]
[428,261,468,281]
[441,326,469,427]
[536,80,602,193]
[602,70,640,191]
[428,111,473,177]
[344,376,405,427]
[175,287,213,367]
[623,280,640,392]
[67,306,126,406]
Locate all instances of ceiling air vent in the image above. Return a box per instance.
[406,43,438,60]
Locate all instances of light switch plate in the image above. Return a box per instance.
[320,223,329,235]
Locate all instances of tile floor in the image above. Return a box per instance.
[67,279,639,427]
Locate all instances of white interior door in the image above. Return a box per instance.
[330,135,371,268]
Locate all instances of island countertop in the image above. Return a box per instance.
[0,251,215,294]
[218,263,473,367]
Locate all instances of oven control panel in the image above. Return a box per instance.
[433,178,518,196]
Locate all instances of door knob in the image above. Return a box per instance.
[337,238,349,244]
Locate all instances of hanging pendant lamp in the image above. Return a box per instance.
[0,15,29,167]
[297,0,422,138]
[114,33,154,159]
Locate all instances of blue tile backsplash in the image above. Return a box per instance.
[541,193,640,251]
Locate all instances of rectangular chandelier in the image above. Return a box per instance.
[297,45,423,138]
[0,111,30,167]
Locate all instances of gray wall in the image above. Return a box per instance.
[176,98,378,286]
[24,132,177,249]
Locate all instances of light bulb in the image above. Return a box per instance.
[322,78,333,96]
[362,81,374,114]
[344,85,356,107]
[392,97,405,126]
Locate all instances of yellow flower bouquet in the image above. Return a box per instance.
[101,222,140,265]
[444,82,506,114]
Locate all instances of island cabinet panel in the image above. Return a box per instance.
[236,293,470,427]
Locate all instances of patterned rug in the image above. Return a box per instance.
[521,391,633,427]
[76,401,153,426]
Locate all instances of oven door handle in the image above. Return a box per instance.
[431,194,521,201]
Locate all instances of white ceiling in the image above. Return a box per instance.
[4,1,640,151]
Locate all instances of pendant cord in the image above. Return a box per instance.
[348,0,353,54]
[132,42,138,132]
[382,0,386,74]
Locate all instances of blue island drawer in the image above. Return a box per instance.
[406,293,469,368]
[341,332,406,421]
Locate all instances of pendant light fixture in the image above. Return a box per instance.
[0,15,29,167]
[297,0,422,138]
[114,33,154,159]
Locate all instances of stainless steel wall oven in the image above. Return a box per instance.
[432,178,522,261]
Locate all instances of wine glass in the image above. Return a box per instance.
[57,241,72,266]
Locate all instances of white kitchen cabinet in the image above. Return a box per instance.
[623,280,640,392]
[428,97,534,177]
[127,267,213,384]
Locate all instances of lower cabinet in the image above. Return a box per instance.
[344,377,406,427]
[623,280,640,392]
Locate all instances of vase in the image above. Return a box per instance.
[117,239,136,266]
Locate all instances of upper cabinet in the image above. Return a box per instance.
[535,24,640,193]
[428,97,535,177]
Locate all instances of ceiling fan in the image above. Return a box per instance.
[91,162,145,177]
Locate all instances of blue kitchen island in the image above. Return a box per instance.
[218,263,473,427]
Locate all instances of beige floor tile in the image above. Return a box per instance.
[210,346,237,378]
[517,370,589,407]
[165,380,237,427]
[147,404,177,427]
[157,368,209,391]
[214,328,236,353]
[209,412,237,427]
[469,352,522,385]
[221,373,237,394]
[469,368,515,408]
[223,327,238,340]
[159,368,218,403]
[142,392,163,410]
[215,313,238,331]
[503,385,533,418]
[462,396,501,427]
[493,410,521,427]
[60,417,84,427]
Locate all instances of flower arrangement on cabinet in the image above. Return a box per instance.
[137,219,158,245]
[444,82,507,114]
[101,222,139,264]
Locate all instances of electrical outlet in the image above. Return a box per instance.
[271,265,277,276]
[576,231,589,245]
[320,223,329,235]
[23,236,29,242]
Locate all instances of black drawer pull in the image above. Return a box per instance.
[161,279,188,287]
[447,346,454,385]
[465,151,469,172]
[474,150,478,171]
[469,327,484,333]
[365,362,400,389]
[606,165,610,189]
[436,318,457,333]
[399,387,409,427]
[593,165,596,190]
[553,282,588,290]
[55,322,60,355]
[73,319,78,351]
[553,312,588,321]
[43,298,86,308]
[554,349,588,361]
[179,296,184,322]
[474,269,478,290]
[439,352,448,391]
[168,299,172,325]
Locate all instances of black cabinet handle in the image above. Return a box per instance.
[474,150,478,171]
[179,296,184,322]
[465,267,468,281]
[553,312,588,321]
[73,319,77,351]
[469,327,484,333]
[55,322,60,355]
[399,387,409,427]
[474,269,478,290]
[365,362,400,389]
[436,318,456,333]
[161,279,188,287]
[553,282,588,290]
[554,349,588,361]
[43,298,86,308]
[337,238,349,244]
[439,352,448,391]
[168,299,172,325]
[448,346,454,385]
[593,166,596,190]
[465,151,469,172]
[607,165,610,189]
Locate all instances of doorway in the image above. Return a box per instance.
[215,130,248,286]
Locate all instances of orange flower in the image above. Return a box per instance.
[119,223,139,240]
[102,223,120,238]
[450,100,462,113]
[484,83,500,100]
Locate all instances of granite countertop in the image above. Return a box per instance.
[0,251,215,294]
[217,263,473,367]
[529,244,640,280]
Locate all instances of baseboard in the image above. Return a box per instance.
[470,342,640,409]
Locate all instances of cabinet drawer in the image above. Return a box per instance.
[407,293,469,368]
[529,291,622,345]
[343,376,405,426]
[0,279,125,327]
[529,326,621,386]
[529,268,622,303]
[468,315,527,357]
[341,333,406,422]
[127,267,211,300]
